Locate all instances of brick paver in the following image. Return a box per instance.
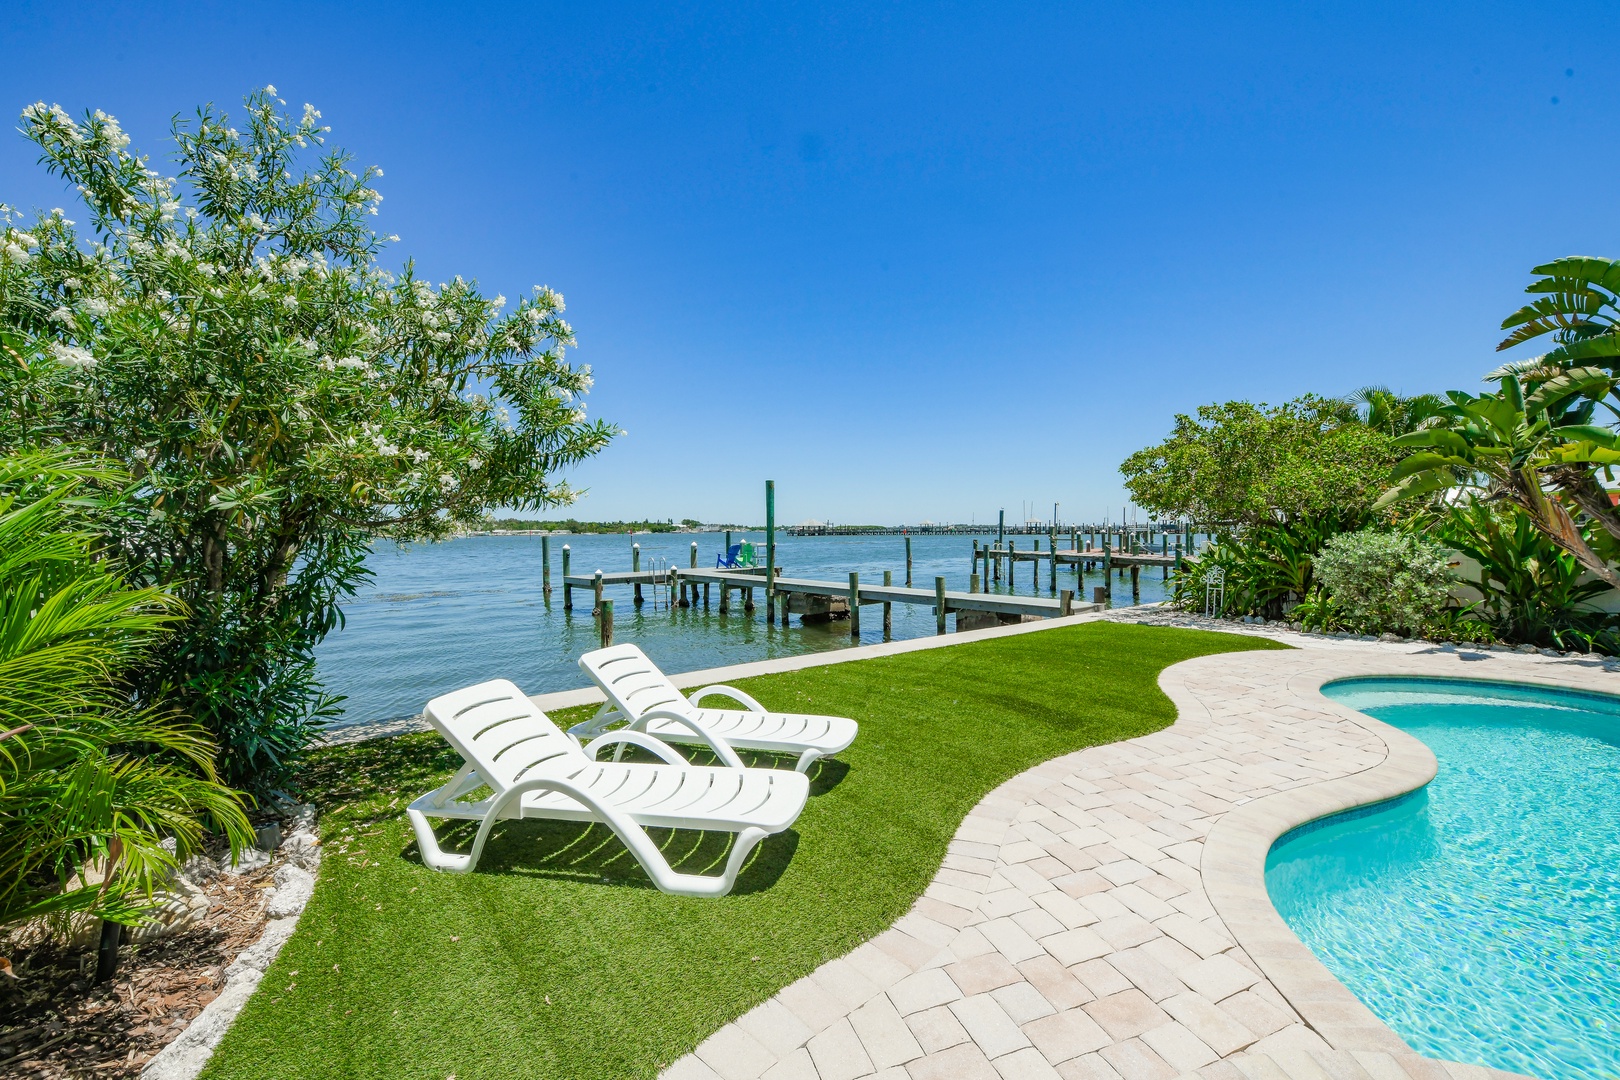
[661,625,1610,1080]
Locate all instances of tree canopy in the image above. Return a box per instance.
[1120,395,1397,527]
[0,90,615,786]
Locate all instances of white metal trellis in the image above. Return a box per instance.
[1203,566,1226,618]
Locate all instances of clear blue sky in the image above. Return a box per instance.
[3,3,1614,526]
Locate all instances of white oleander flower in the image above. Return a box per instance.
[48,307,73,324]
[81,298,110,317]
[48,342,96,369]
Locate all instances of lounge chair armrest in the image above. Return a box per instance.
[584,729,688,766]
[687,684,767,713]
[567,706,628,741]
[633,708,747,770]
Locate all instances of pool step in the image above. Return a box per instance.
[1223,1048,1537,1080]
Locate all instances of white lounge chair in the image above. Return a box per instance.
[405,679,808,897]
[573,644,859,773]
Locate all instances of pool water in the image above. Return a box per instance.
[1265,677,1620,1080]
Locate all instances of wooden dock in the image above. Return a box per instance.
[676,568,1098,634]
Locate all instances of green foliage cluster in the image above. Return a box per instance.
[1167,515,1349,620]
[1309,529,1452,636]
[1121,395,1397,528]
[1381,257,1620,592]
[0,91,613,789]
[0,451,251,940]
[1428,502,1619,653]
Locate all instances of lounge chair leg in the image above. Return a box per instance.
[794,749,824,774]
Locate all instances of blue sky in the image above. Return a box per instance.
[3,3,1615,526]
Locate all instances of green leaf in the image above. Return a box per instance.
[1527,257,1620,295]
[1374,471,1457,509]
[1549,423,1620,448]
[1525,367,1617,413]
[1392,428,1471,456]
[1388,451,1471,483]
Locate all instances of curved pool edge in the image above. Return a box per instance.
[668,641,1589,1080]
[1180,660,1606,1070]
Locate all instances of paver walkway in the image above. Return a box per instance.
[663,633,1611,1080]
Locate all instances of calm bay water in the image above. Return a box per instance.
[314,531,1173,727]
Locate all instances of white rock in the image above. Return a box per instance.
[285,802,318,832]
[224,915,300,979]
[263,864,314,918]
[179,855,219,886]
[220,847,271,876]
[280,829,321,871]
[129,880,211,943]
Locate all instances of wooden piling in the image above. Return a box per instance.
[1102,539,1112,601]
[883,570,893,640]
[719,579,730,613]
[704,581,711,610]
[1048,528,1057,593]
[935,575,947,635]
[562,544,573,610]
[593,570,604,615]
[597,598,614,648]
[542,534,552,595]
[765,479,777,622]
[633,543,643,604]
[970,572,980,593]
[905,536,913,587]
[1060,588,1073,616]
[1161,534,1169,580]
[849,571,860,638]
[745,587,755,612]
[971,539,979,578]
[689,541,698,607]
[1131,564,1140,603]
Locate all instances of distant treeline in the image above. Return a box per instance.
[484,517,681,534]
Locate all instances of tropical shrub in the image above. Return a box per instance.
[0,91,615,789]
[0,450,251,941]
[1429,501,1619,653]
[1310,529,1452,636]
[1166,514,1351,620]
[1379,258,1620,591]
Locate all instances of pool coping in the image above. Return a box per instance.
[1188,659,1614,1065]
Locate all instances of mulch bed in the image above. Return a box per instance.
[0,866,274,1078]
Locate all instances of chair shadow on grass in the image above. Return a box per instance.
[402,819,801,895]
[675,747,851,796]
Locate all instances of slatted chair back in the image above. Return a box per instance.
[580,643,695,721]
[423,679,583,789]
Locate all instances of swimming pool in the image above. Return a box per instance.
[1265,677,1620,1080]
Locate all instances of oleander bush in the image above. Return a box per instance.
[0,90,615,790]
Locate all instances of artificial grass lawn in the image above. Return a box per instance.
[203,622,1287,1080]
